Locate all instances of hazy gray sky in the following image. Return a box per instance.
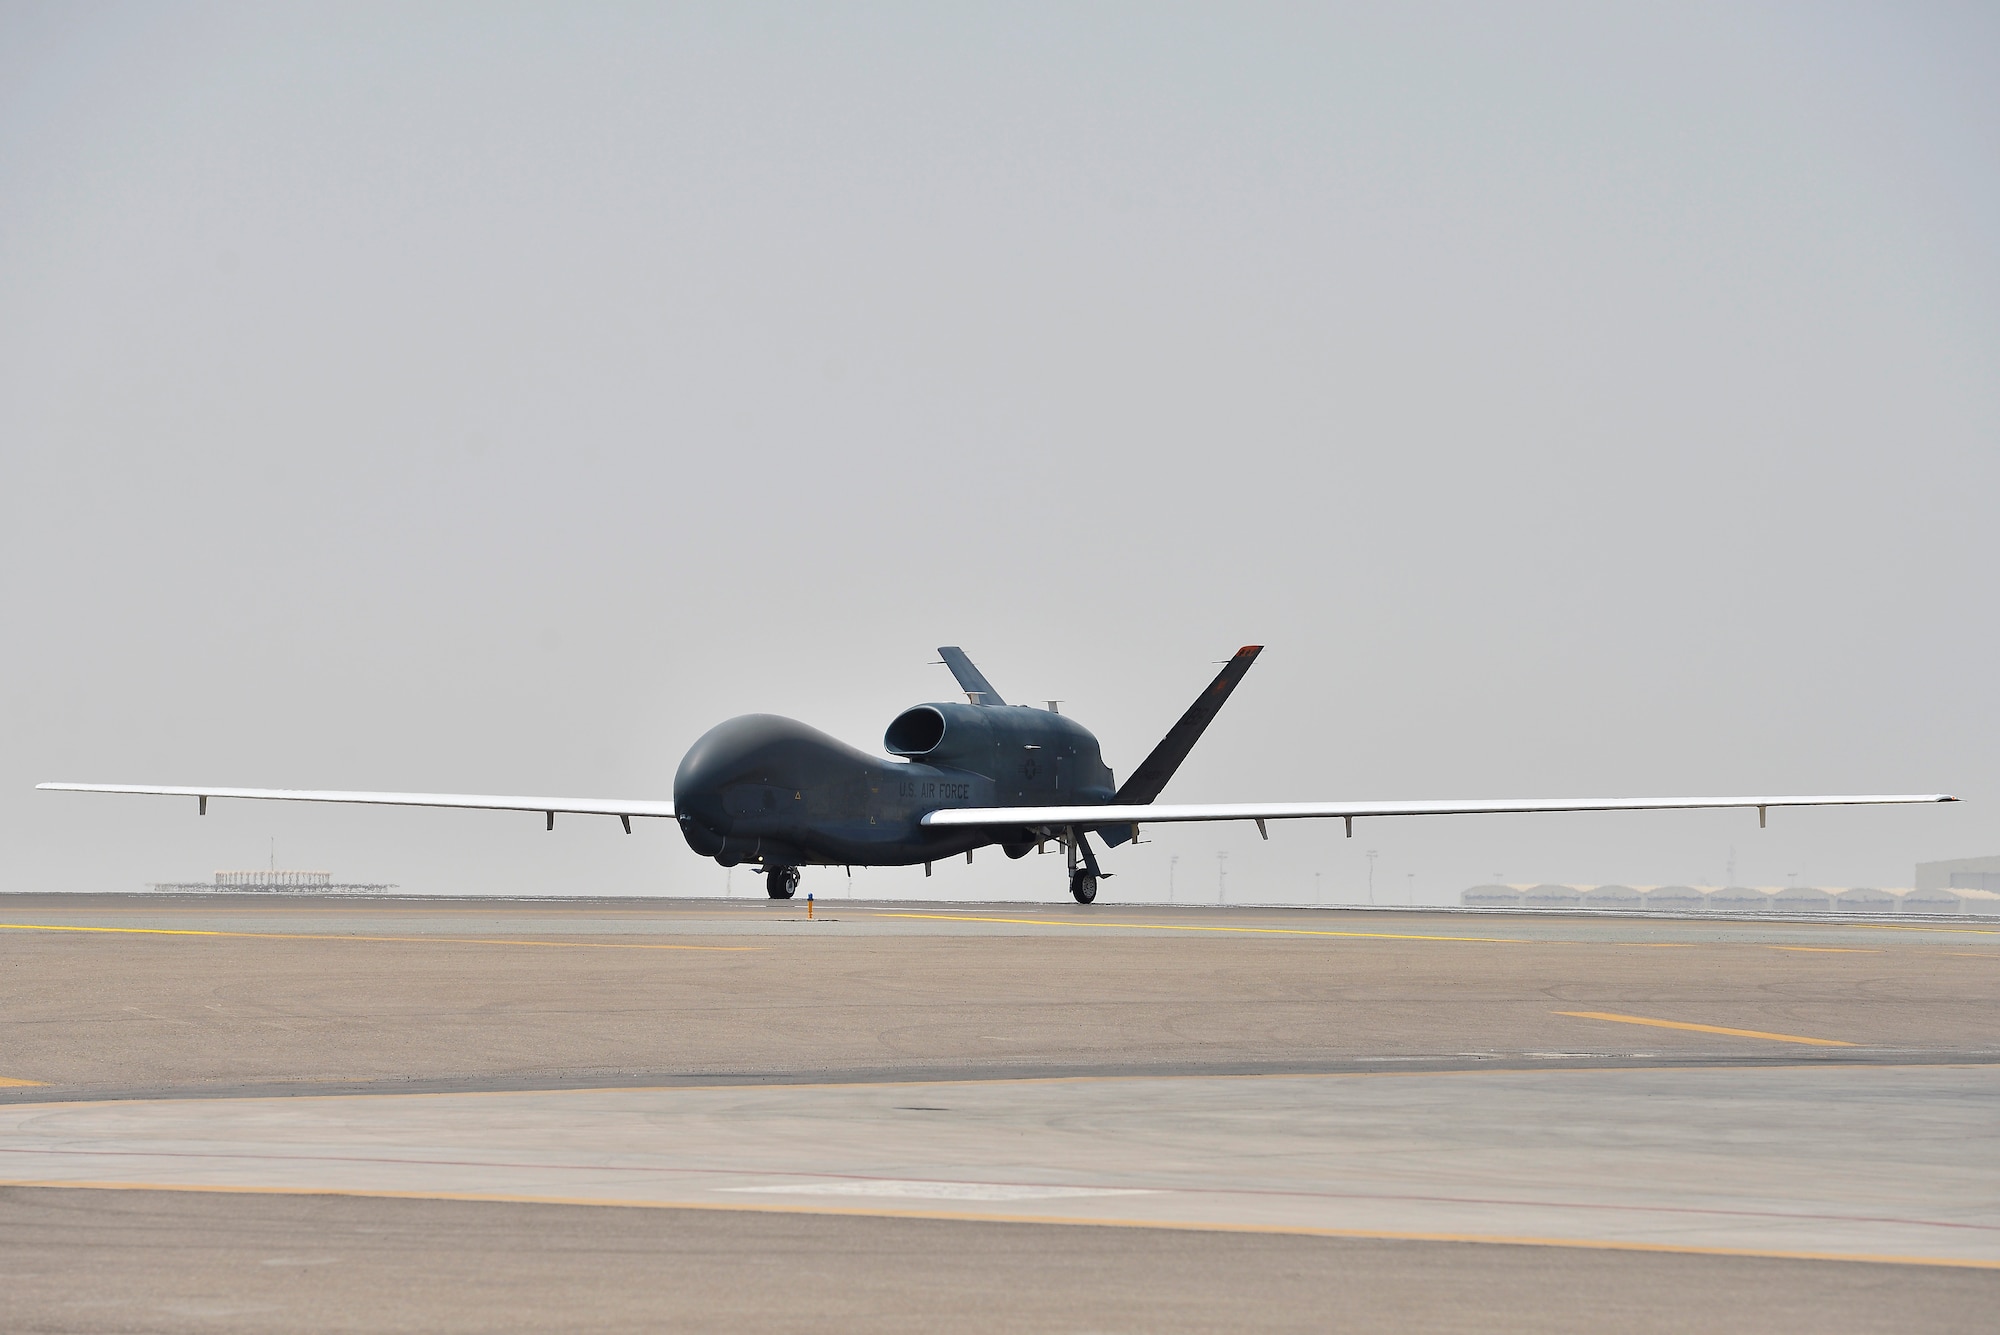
[3,2,1994,904]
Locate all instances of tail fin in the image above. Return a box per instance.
[937,647,1007,706]
[1113,646,1263,805]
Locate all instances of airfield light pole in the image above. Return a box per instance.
[1314,871,1321,906]
[1217,851,1228,905]
[1169,854,1179,904]
[1407,871,1415,906]
[1366,850,1378,904]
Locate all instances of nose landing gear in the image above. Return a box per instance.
[765,866,799,899]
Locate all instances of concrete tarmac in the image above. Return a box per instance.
[2,895,1996,1331]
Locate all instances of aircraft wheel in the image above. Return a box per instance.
[1069,869,1098,904]
[766,867,799,900]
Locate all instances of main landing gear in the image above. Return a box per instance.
[1065,828,1106,904]
[765,866,799,900]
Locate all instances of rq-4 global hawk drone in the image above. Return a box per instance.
[42,646,1954,903]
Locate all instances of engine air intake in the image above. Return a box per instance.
[884,706,946,756]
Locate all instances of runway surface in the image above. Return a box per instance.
[2,895,1996,1331]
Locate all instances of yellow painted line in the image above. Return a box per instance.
[2,1179,1992,1270]
[1768,946,1882,954]
[0,924,751,952]
[0,1077,48,1088]
[872,911,1523,944]
[1556,1011,1854,1048]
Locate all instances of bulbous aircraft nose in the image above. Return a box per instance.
[671,718,762,856]
[672,713,853,861]
[675,715,781,811]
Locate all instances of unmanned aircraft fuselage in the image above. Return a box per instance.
[672,704,1114,872]
[667,641,1238,899]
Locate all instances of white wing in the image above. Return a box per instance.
[37,783,673,822]
[923,793,1954,829]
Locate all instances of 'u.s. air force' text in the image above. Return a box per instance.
[898,780,971,801]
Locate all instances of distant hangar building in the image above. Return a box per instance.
[1917,855,2000,895]
[149,869,397,894]
[1457,876,1989,915]
[1643,885,1705,912]
[1772,885,1833,912]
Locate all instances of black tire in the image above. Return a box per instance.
[766,867,799,900]
[1069,870,1098,904]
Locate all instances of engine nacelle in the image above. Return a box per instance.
[883,701,1009,774]
[884,702,1114,801]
